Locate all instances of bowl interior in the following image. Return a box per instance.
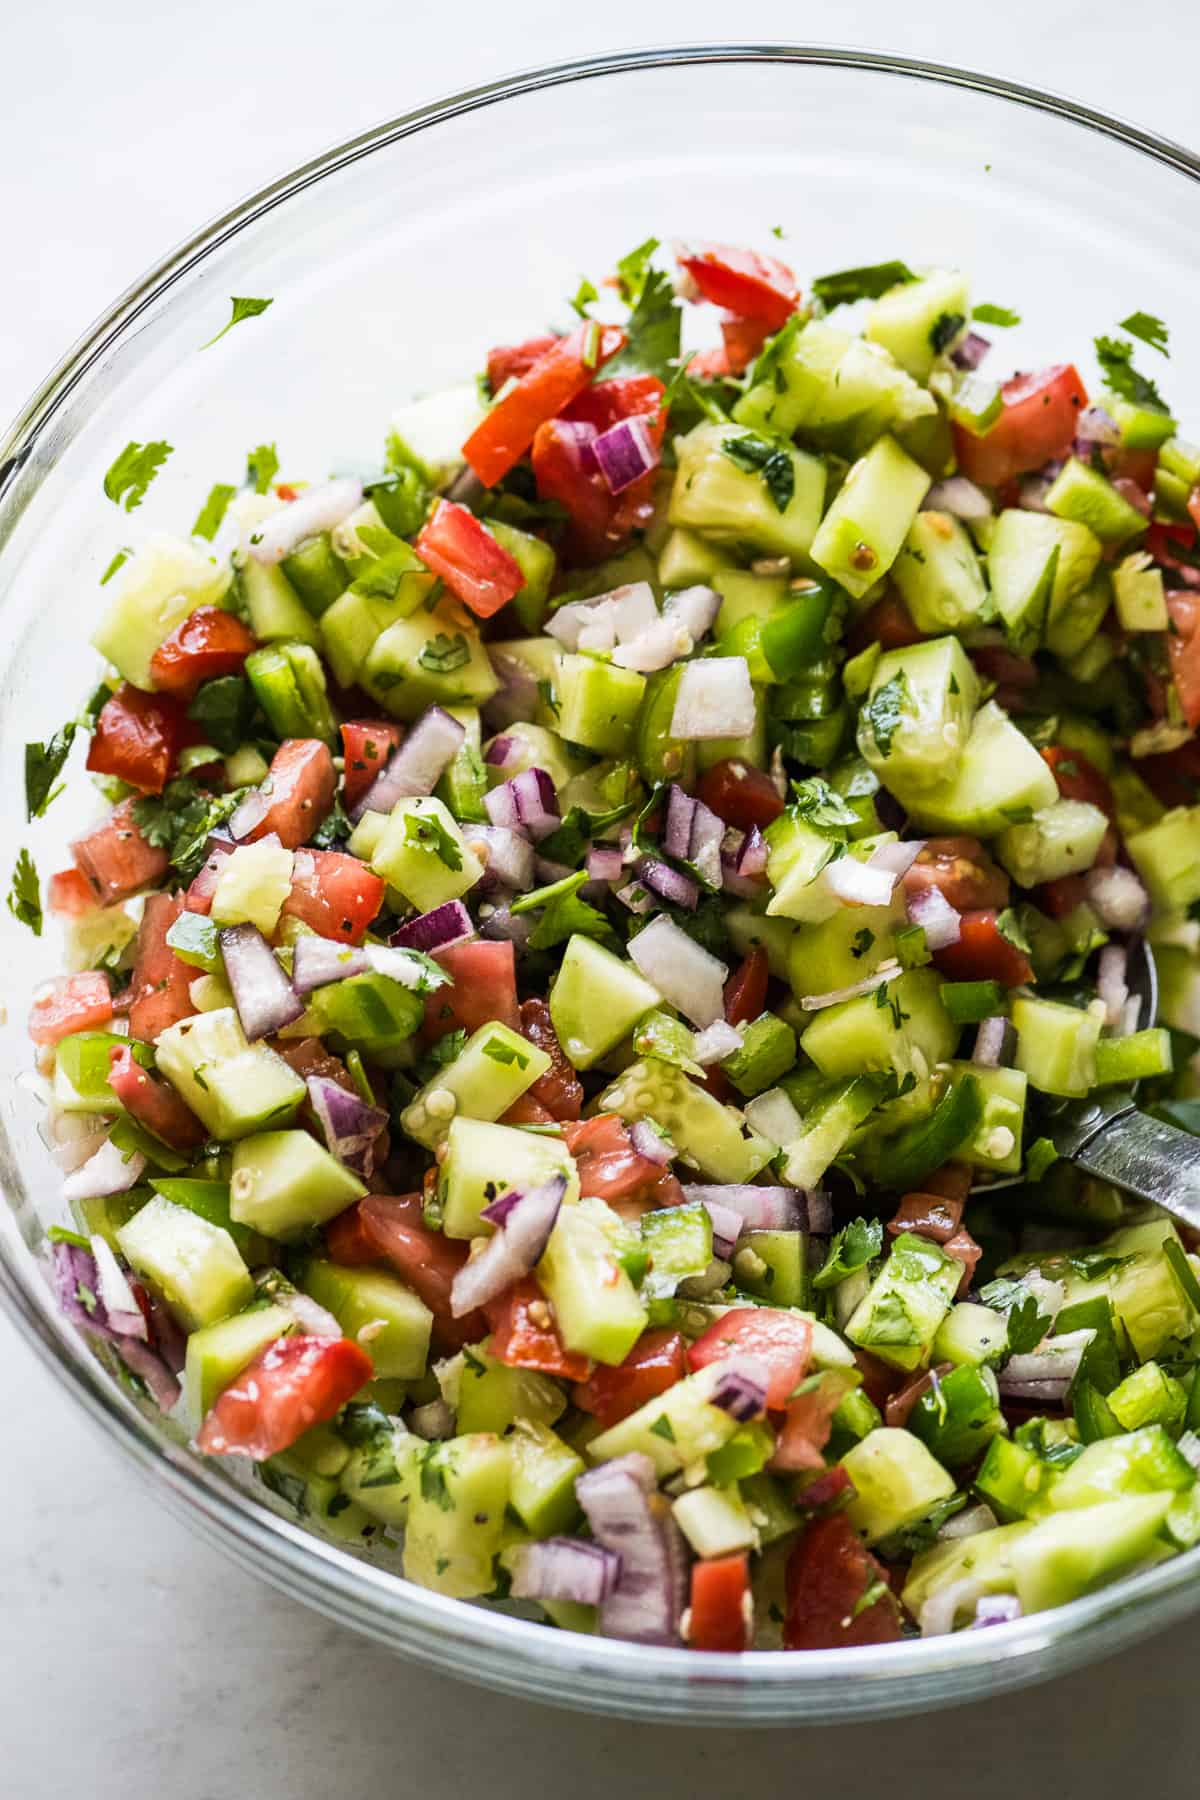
[4,46,1200,1722]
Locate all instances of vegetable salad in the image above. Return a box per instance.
[17,236,1200,1653]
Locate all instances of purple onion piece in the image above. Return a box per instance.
[637,857,699,911]
[721,855,767,900]
[970,1595,1022,1630]
[950,330,991,371]
[483,655,541,732]
[511,1538,622,1607]
[450,1175,566,1317]
[483,735,517,768]
[629,1121,672,1166]
[907,884,962,951]
[349,707,465,823]
[479,900,534,948]
[702,1199,746,1258]
[587,845,624,883]
[390,899,474,953]
[664,784,696,861]
[483,766,560,842]
[463,824,536,892]
[228,787,273,842]
[708,1355,770,1422]
[114,1336,182,1412]
[306,1074,387,1178]
[219,923,305,1039]
[291,935,370,996]
[681,1183,829,1233]
[576,1454,684,1647]
[974,1016,1017,1069]
[735,825,768,879]
[592,415,661,496]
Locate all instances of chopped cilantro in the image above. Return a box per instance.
[247,443,280,495]
[720,432,795,512]
[995,907,1033,957]
[569,276,599,317]
[851,927,876,960]
[403,810,463,871]
[789,775,861,834]
[1095,335,1172,417]
[100,548,131,585]
[1025,1137,1059,1182]
[978,1277,1051,1354]
[25,723,77,821]
[7,848,42,935]
[857,1291,919,1347]
[186,675,255,755]
[202,296,274,348]
[1118,311,1169,357]
[813,1216,882,1291]
[604,251,680,384]
[811,260,917,309]
[191,483,237,540]
[850,1577,892,1622]
[417,632,471,675]
[482,1037,530,1069]
[103,440,172,512]
[614,237,660,307]
[131,779,250,880]
[930,311,966,354]
[309,796,352,851]
[972,303,1021,328]
[861,671,910,758]
[648,1414,676,1443]
[419,1452,455,1511]
[536,677,560,718]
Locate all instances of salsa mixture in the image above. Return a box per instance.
[16,237,1200,1652]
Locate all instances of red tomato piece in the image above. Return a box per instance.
[562,1114,668,1205]
[281,849,384,945]
[357,1191,485,1349]
[943,1226,983,1297]
[414,500,525,620]
[697,759,785,833]
[677,243,800,331]
[422,939,519,1043]
[518,997,583,1121]
[128,892,197,1041]
[531,417,619,564]
[688,1553,751,1653]
[887,1192,964,1244]
[107,1043,207,1149]
[783,1514,902,1651]
[933,909,1034,987]
[1137,736,1200,810]
[148,606,257,700]
[71,798,171,904]
[339,720,405,813]
[970,645,1039,694]
[573,1328,686,1428]
[1040,745,1115,817]
[47,868,97,917]
[565,373,666,435]
[487,335,560,393]
[1167,590,1200,729]
[197,1333,373,1459]
[686,346,736,380]
[847,593,927,655]
[500,1093,559,1126]
[324,1201,382,1267]
[483,1275,590,1382]
[687,1307,812,1411]
[1111,447,1158,491]
[903,838,1010,914]
[1038,873,1090,918]
[28,972,113,1046]
[953,363,1088,489]
[462,323,625,488]
[238,739,336,850]
[771,1385,841,1473]
[717,313,773,376]
[85,683,195,795]
[724,946,770,1028]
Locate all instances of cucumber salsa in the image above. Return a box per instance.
[20,238,1200,1653]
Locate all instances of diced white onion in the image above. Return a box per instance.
[627,915,727,1028]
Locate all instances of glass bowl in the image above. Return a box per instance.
[4,43,1200,1725]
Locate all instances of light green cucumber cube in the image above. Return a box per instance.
[657,527,737,589]
[400,1021,552,1149]
[362,599,499,721]
[845,1231,962,1374]
[945,1062,1027,1175]
[117,1195,253,1332]
[549,935,660,1070]
[1112,553,1168,632]
[302,1258,432,1380]
[1045,457,1149,545]
[800,967,957,1086]
[763,813,838,923]
[318,549,435,689]
[668,422,827,562]
[92,533,232,690]
[865,268,970,382]
[230,1130,366,1240]
[450,1344,566,1436]
[402,1432,511,1599]
[506,1419,585,1538]
[672,1485,759,1558]
[439,1117,579,1240]
[554,653,646,756]
[370,796,484,912]
[1010,1494,1172,1614]
[733,319,934,443]
[1128,807,1200,912]
[987,509,1102,653]
[586,1363,745,1475]
[210,838,294,936]
[155,1008,306,1138]
[900,700,1059,836]
[537,1203,647,1366]
[933,1301,1009,1368]
[857,636,980,793]
[892,510,989,634]
[810,435,931,600]
[183,1303,292,1425]
[390,382,487,484]
[993,799,1110,888]
[239,561,322,647]
[1011,995,1102,1098]
[841,1427,956,1544]
[596,1057,774,1183]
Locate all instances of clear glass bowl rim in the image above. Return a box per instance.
[4,41,1200,1722]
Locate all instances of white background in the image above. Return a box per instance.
[3,6,1199,1794]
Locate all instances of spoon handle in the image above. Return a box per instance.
[1073,1108,1200,1230]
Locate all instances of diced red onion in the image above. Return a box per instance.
[1097,942,1129,1029]
[1113,475,1153,518]
[291,936,370,995]
[410,1398,456,1441]
[114,1336,182,1413]
[62,1135,146,1204]
[924,477,993,521]
[219,923,304,1039]
[616,880,658,916]
[721,855,766,900]
[970,1595,1022,1629]
[463,824,537,893]
[825,856,897,908]
[669,657,756,740]
[701,1199,746,1258]
[628,914,726,1027]
[483,734,517,769]
[49,1243,180,1410]
[629,1121,673,1166]
[950,331,991,371]
[188,840,233,907]
[869,838,924,878]
[534,855,575,887]
[593,415,660,496]
[228,788,274,842]
[483,653,541,731]
[89,1233,148,1341]
[974,1015,1017,1068]
[575,1454,684,1646]
[937,1502,998,1541]
[637,858,699,911]
[907,885,962,951]
[1075,405,1121,449]
[799,959,901,1011]
[664,784,697,861]
[999,1329,1093,1398]
[545,583,658,654]
[1084,865,1150,932]
[511,1538,622,1607]
[681,1183,828,1232]
[587,845,625,884]
[349,707,465,822]
[483,767,560,842]
[390,900,474,953]
[479,900,534,948]
[693,1020,743,1066]
[736,826,769,879]
[247,478,363,564]
[708,1355,770,1421]
[306,1074,387,1178]
[450,1175,566,1317]
[143,1288,188,1374]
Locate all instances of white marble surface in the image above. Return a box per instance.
[4,6,1199,1794]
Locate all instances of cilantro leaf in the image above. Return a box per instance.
[1095,335,1172,417]
[100,548,131,585]
[789,775,861,834]
[186,675,255,756]
[538,799,637,869]
[978,1277,1051,1354]
[605,257,681,384]
[811,260,917,310]
[972,303,1021,328]
[1119,311,1169,357]
[995,907,1033,957]
[417,632,470,675]
[851,927,876,960]
[103,440,172,512]
[861,671,910,758]
[247,443,280,495]
[526,870,619,953]
[25,723,77,821]
[482,1036,530,1069]
[614,237,660,307]
[930,311,966,354]
[857,1290,919,1347]
[202,296,274,349]
[131,779,250,880]
[192,483,236,541]
[568,276,599,318]
[813,1216,883,1291]
[1025,1137,1059,1181]
[720,433,795,512]
[403,810,463,872]
[7,848,42,936]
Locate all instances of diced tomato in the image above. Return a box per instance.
[921,1163,973,1205]
[531,417,620,564]
[903,838,1010,914]
[1137,737,1200,809]
[688,1553,750,1653]
[1111,447,1158,491]
[85,683,195,795]
[238,739,336,850]
[197,1333,373,1459]
[339,720,405,813]
[107,1043,207,1149]
[487,335,560,393]
[422,939,519,1043]
[324,1201,382,1267]
[719,313,774,377]
[943,1226,983,1296]
[887,1192,963,1243]
[499,1093,558,1126]
[1040,745,1115,817]
[970,645,1038,694]
[518,997,583,1121]
[769,1380,844,1473]
[562,1114,668,1207]
[128,892,197,1041]
[572,1327,686,1428]
[281,849,384,945]
[148,606,257,700]
[71,799,171,905]
[47,868,97,917]
[686,346,737,380]
[885,1366,943,1429]
[1037,874,1089,919]
[723,946,770,1027]
[697,759,785,833]
[797,1465,853,1510]
[934,908,1034,987]
[852,1347,901,1411]
[677,243,800,331]
[357,1192,485,1350]
[462,323,625,488]
[1166,590,1200,729]
[566,373,666,436]
[783,1514,902,1651]
[28,972,113,1046]
[414,499,525,620]
[953,363,1088,489]
[687,1307,812,1411]
[483,1275,591,1381]
[847,593,927,655]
